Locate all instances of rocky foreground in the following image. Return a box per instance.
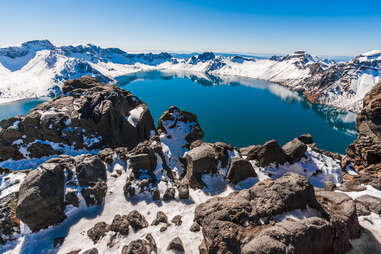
[0,77,380,254]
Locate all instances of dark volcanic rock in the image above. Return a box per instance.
[194,173,360,254]
[87,221,110,244]
[157,106,204,146]
[0,193,20,244]
[241,140,290,167]
[355,194,381,215]
[110,214,130,235]
[298,133,314,144]
[163,187,176,201]
[282,137,307,163]
[121,239,154,254]
[171,215,182,226]
[151,211,168,226]
[127,210,148,231]
[167,237,185,252]
[0,76,155,163]
[226,157,257,184]
[82,248,98,254]
[16,155,107,232]
[178,184,190,199]
[16,159,66,232]
[346,82,381,175]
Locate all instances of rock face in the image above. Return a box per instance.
[16,154,107,232]
[346,82,381,176]
[194,173,360,254]
[282,138,307,163]
[0,76,155,163]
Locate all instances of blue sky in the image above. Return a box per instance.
[0,0,380,56]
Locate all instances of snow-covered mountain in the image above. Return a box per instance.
[0,40,379,112]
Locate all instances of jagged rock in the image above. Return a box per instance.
[145,234,157,252]
[355,195,381,214]
[160,226,167,232]
[171,215,182,226]
[167,237,185,252]
[346,82,381,175]
[82,248,98,254]
[0,76,155,162]
[81,180,107,206]
[110,214,130,235]
[66,250,81,254]
[194,173,360,254]
[242,140,289,167]
[298,133,314,144]
[151,188,160,200]
[226,157,257,184]
[53,237,65,247]
[282,138,307,163]
[241,217,332,254]
[151,211,168,226]
[87,222,110,244]
[190,222,201,232]
[163,187,176,201]
[65,191,79,207]
[127,210,148,230]
[0,193,20,244]
[74,155,107,187]
[121,239,154,254]
[157,106,204,146]
[16,159,66,232]
[178,184,189,199]
[315,191,361,252]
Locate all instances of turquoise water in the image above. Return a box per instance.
[0,71,357,154]
[0,98,49,120]
[116,71,357,153]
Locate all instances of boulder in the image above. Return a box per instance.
[171,215,182,226]
[82,248,98,254]
[242,140,289,167]
[151,211,168,226]
[87,221,110,244]
[298,133,314,144]
[282,138,307,163]
[121,239,154,254]
[0,76,155,163]
[167,237,185,252]
[110,214,130,235]
[182,143,218,188]
[226,157,257,184]
[163,187,176,201]
[127,210,148,231]
[16,155,108,231]
[178,184,189,199]
[16,160,66,232]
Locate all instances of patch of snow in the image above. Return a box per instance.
[127,106,144,127]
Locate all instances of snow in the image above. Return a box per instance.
[0,170,26,199]
[127,106,144,127]
[0,40,379,113]
[254,147,343,188]
[337,185,381,200]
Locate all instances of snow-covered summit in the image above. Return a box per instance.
[0,40,380,112]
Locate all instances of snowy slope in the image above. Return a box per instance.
[0,40,379,112]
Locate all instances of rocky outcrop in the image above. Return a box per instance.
[16,154,107,232]
[282,137,307,163]
[346,82,381,176]
[194,173,360,254]
[0,76,155,164]
[157,106,204,147]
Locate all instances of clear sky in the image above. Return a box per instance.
[0,0,380,56]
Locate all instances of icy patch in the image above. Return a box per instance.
[127,106,144,127]
[274,206,322,222]
[0,171,26,199]
[337,185,381,200]
[256,147,342,188]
